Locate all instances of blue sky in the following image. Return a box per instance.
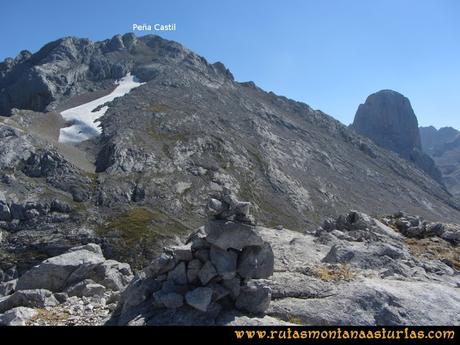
[1,0,459,129]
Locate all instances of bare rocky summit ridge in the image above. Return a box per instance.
[0,33,231,116]
[351,90,443,183]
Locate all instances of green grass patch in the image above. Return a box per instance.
[97,207,189,268]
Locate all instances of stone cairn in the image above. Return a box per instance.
[116,188,275,322]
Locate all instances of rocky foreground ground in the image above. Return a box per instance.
[0,191,459,326]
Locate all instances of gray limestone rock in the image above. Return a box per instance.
[166,243,193,262]
[16,248,105,292]
[205,220,264,251]
[144,253,176,278]
[186,259,202,284]
[185,287,213,312]
[167,262,188,285]
[235,281,271,315]
[156,292,184,309]
[198,261,218,285]
[222,278,241,299]
[0,289,59,313]
[0,306,38,326]
[237,243,274,279]
[210,246,238,280]
[66,279,106,298]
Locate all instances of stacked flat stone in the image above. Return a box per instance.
[123,190,274,316]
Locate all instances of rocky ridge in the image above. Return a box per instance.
[0,34,229,116]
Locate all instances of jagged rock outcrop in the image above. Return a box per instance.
[110,191,274,325]
[420,126,460,198]
[351,90,442,182]
[381,212,460,245]
[0,243,132,325]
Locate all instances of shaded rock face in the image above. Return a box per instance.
[420,126,460,198]
[351,90,442,182]
[110,192,275,325]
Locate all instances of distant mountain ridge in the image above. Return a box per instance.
[420,126,460,198]
[420,126,460,155]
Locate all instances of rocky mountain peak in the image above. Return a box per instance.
[351,89,422,156]
[0,34,233,116]
[351,90,442,182]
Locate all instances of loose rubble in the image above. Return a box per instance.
[381,212,460,245]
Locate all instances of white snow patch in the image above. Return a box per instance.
[58,73,145,144]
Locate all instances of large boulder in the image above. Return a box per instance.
[16,247,105,292]
[185,287,213,312]
[237,243,274,279]
[15,244,133,294]
[235,281,272,315]
[204,220,265,251]
[0,289,59,313]
[0,306,38,326]
[268,278,460,325]
[66,259,133,291]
